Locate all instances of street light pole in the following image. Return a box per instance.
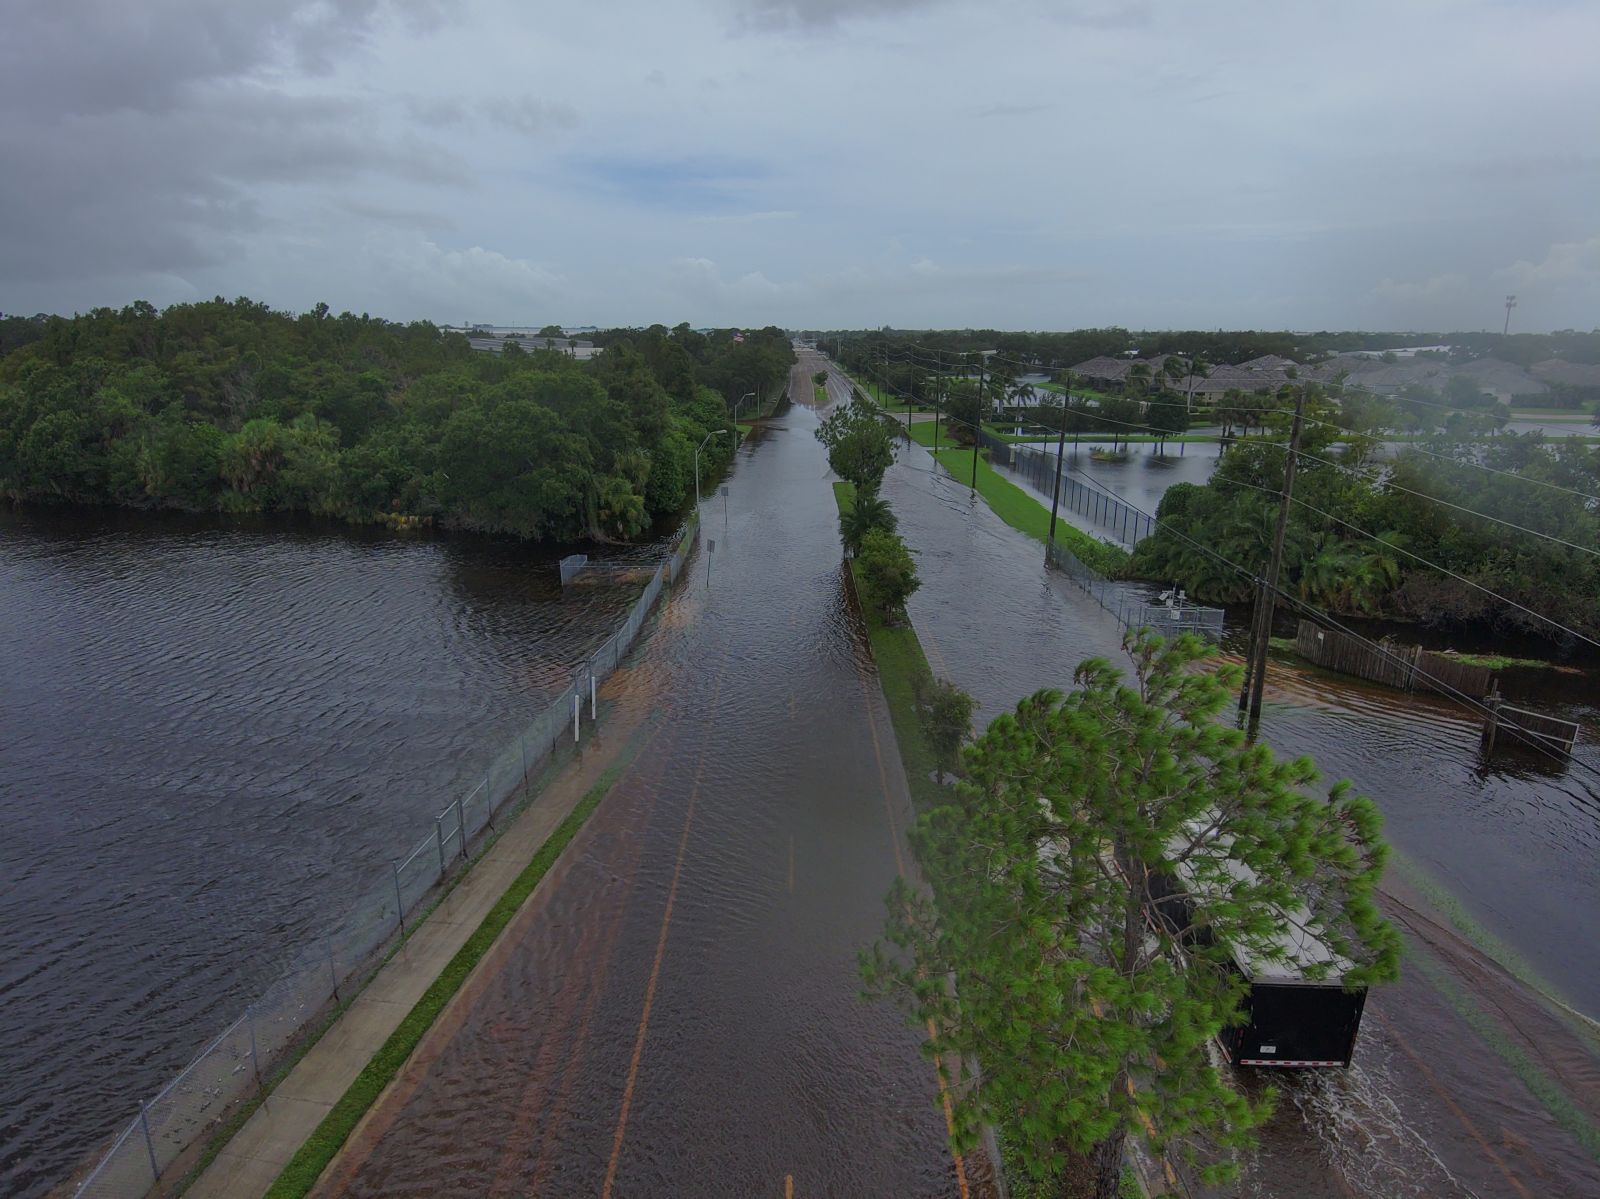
[733,391,755,444]
[970,358,985,494]
[694,429,726,502]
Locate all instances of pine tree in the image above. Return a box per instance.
[863,631,1400,1198]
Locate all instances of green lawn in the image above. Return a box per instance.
[832,481,946,813]
[833,481,1146,1196]
[846,372,933,413]
[928,447,1130,576]
[905,419,946,449]
[813,384,828,405]
[984,426,1217,446]
[1510,406,1594,418]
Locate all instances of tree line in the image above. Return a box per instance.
[814,325,1600,372]
[0,300,794,543]
[1131,386,1600,643]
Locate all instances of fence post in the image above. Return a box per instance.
[573,692,581,743]
[590,659,598,720]
[435,816,447,876]
[483,773,496,831]
[326,941,340,1003]
[247,1004,261,1085]
[455,796,468,859]
[520,732,528,780]
[139,1101,160,1183]
[392,860,406,935]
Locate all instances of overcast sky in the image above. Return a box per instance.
[3,0,1596,332]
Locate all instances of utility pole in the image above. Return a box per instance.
[1047,399,1068,550]
[1503,294,1517,336]
[933,374,943,452]
[970,358,984,493]
[1239,387,1307,726]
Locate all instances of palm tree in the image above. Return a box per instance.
[1126,361,1152,400]
[840,490,897,556]
[1183,357,1210,415]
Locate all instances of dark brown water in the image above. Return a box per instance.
[873,386,1600,1197]
[0,511,640,1197]
[311,365,986,1197]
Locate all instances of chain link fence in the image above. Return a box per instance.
[73,514,701,1199]
[980,431,1156,546]
[1046,537,1224,641]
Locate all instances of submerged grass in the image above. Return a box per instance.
[928,447,1131,576]
[263,764,626,1198]
[1404,936,1600,1165]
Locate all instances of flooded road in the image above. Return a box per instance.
[863,368,1600,1197]
[312,364,984,1197]
[0,512,640,1198]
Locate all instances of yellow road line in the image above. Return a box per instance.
[601,673,725,1198]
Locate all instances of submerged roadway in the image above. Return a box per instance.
[309,360,989,1197]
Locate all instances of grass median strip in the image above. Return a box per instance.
[929,446,1131,576]
[264,763,626,1199]
[832,482,943,813]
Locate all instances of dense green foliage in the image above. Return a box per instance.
[814,395,897,493]
[0,301,793,542]
[864,633,1400,1199]
[264,762,625,1198]
[915,672,976,783]
[819,326,1600,373]
[838,488,897,556]
[1132,389,1600,641]
[834,481,948,815]
[854,527,921,623]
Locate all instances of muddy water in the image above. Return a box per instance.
[313,367,986,1197]
[873,401,1600,1196]
[0,511,641,1198]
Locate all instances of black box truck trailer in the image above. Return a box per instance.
[1147,850,1369,1069]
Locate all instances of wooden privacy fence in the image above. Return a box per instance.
[1293,620,1496,698]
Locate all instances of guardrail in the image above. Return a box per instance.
[72,513,701,1198]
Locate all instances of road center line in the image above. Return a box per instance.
[600,671,726,1198]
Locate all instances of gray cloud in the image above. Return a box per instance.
[725,0,945,34]
[1,0,1596,329]
[0,1,471,289]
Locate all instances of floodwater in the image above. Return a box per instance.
[0,511,641,1198]
[310,361,986,1197]
[877,399,1600,1196]
[987,439,1219,546]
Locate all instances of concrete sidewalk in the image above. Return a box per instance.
[187,703,647,1199]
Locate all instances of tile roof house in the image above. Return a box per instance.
[1530,359,1600,389]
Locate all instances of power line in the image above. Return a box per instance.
[895,341,1600,504]
[1218,475,1600,651]
[849,349,1600,544]
[1067,471,1600,779]
[1285,447,1600,561]
[851,344,1600,742]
